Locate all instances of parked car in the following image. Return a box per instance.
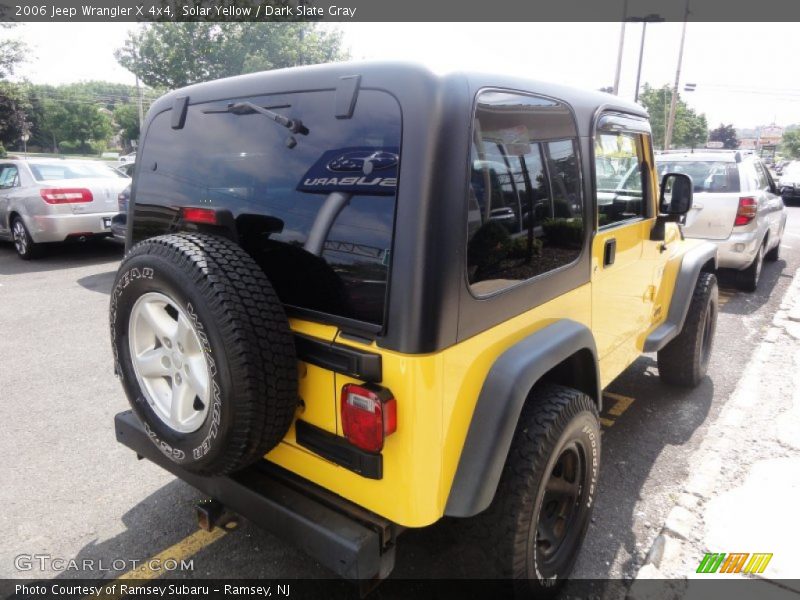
[110,63,717,594]
[775,160,791,176]
[780,161,800,204]
[115,162,136,178]
[0,158,131,259]
[656,150,786,291]
[118,152,136,164]
[110,184,130,242]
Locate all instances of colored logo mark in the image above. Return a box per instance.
[696,552,773,574]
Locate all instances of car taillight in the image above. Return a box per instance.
[734,197,757,226]
[39,188,93,204]
[340,384,397,453]
[180,207,217,225]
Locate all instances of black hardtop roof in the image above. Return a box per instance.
[147,61,648,135]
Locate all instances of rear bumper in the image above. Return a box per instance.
[708,231,761,270]
[28,211,116,243]
[114,410,397,581]
[110,213,127,242]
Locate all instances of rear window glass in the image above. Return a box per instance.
[656,160,740,193]
[29,162,126,181]
[135,90,401,326]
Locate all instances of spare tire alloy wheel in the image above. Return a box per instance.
[111,233,298,476]
[128,292,212,434]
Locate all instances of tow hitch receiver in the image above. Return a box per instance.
[195,499,239,532]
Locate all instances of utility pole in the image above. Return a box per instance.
[612,0,629,95]
[664,0,690,150]
[634,21,648,103]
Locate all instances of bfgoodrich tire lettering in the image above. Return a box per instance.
[657,271,718,387]
[110,233,298,475]
[473,384,600,597]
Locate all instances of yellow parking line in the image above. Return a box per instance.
[718,288,736,307]
[604,392,634,416]
[600,417,615,428]
[90,527,227,600]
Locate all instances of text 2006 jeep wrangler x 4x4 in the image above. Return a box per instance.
[110,62,718,594]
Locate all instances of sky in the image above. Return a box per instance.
[8,22,800,129]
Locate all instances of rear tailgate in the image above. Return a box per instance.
[682,191,741,240]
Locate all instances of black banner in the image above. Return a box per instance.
[1,0,800,22]
[4,579,800,600]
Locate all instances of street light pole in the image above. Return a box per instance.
[634,21,648,103]
[664,0,691,150]
[613,0,628,95]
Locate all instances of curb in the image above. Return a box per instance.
[627,267,800,599]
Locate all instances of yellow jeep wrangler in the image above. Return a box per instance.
[110,62,717,593]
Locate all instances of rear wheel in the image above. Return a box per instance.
[736,240,765,292]
[11,217,41,260]
[658,272,718,387]
[765,234,782,262]
[475,385,600,597]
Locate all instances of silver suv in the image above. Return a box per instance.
[656,150,786,291]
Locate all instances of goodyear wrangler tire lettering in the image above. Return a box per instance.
[110,233,298,476]
[471,384,600,597]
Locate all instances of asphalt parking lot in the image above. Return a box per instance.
[1,208,799,594]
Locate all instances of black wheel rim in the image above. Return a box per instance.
[533,442,587,574]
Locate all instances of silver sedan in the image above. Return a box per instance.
[0,158,130,259]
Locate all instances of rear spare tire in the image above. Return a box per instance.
[110,233,298,475]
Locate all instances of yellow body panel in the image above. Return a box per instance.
[266,133,695,527]
[267,238,692,528]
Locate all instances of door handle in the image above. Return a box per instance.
[604,238,616,267]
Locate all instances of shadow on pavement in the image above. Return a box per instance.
[0,239,122,276]
[40,363,713,593]
[77,270,117,295]
[717,258,789,315]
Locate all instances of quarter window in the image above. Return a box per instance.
[594,132,646,227]
[467,91,583,296]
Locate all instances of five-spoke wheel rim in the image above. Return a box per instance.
[128,292,211,433]
[12,221,27,256]
[535,442,587,571]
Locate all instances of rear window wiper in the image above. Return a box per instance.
[204,102,309,148]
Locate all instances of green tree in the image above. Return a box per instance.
[113,103,140,146]
[0,24,28,79]
[780,130,800,159]
[709,124,739,149]
[638,84,708,150]
[115,22,349,89]
[0,82,31,151]
[29,84,114,153]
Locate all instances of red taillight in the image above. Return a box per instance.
[340,384,397,453]
[39,188,93,204]
[734,197,757,226]
[180,207,218,225]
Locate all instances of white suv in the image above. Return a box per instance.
[656,150,786,291]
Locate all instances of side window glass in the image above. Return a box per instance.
[467,91,583,296]
[0,166,19,188]
[594,132,646,227]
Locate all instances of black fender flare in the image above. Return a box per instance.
[643,241,717,353]
[444,319,600,517]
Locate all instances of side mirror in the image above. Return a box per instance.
[660,172,693,215]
